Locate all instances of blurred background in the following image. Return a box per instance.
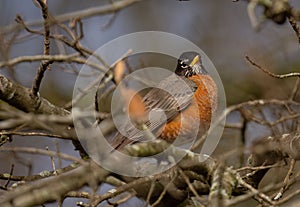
[1,0,300,104]
[1,0,300,206]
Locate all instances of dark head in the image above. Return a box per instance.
[175,51,208,77]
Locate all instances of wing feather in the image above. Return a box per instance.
[109,74,198,149]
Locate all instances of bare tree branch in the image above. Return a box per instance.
[0,54,106,71]
[288,14,300,43]
[0,161,108,207]
[0,74,69,115]
[0,0,142,35]
[246,55,300,79]
[0,146,84,164]
[32,0,51,96]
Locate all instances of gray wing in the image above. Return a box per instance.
[109,74,197,149]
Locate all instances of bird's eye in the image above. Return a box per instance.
[181,64,188,69]
[180,61,189,68]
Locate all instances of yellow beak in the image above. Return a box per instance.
[190,55,200,67]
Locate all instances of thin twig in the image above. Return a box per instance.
[237,163,284,172]
[67,191,91,199]
[0,164,77,182]
[0,54,106,71]
[144,180,156,207]
[246,55,300,78]
[0,0,142,35]
[89,172,172,206]
[8,130,63,139]
[0,161,109,207]
[273,159,296,201]
[46,146,57,174]
[64,49,133,110]
[32,0,51,96]
[275,189,300,205]
[234,170,274,206]
[0,131,66,139]
[4,164,14,189]
[287,14,300,44]
[0,146,85,164]
[55,141,62,170]
[290,77,300,100]
[107,192,135,206]
[226,184,275,206]
[151,171,177,207]
[178,168,203,203]
[228,171,300,206]
[16,13,110,69]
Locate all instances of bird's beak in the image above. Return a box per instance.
[190,55,200,67]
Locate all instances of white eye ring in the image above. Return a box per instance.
[181,65,188,69]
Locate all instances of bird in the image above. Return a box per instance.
[108,51,217,150]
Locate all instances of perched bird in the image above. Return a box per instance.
[109,51,217,150]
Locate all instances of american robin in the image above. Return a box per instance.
[109,51,217,150]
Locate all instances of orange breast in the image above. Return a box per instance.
[159,74,217,141]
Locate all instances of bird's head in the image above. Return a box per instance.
[175,51,208,77]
